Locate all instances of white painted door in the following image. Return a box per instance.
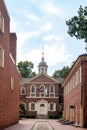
[36,99,48,115]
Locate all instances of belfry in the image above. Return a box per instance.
[38,47,48,74]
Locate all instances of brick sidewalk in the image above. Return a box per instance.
[4,119,87,130]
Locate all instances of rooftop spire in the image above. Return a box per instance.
[38,45,48,74]
[42,44,44,60]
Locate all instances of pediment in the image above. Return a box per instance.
[26,74,58,84]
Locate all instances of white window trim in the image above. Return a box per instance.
[49,102,56,111]
[11,76,14,90]
[80,66,82,84]
[49,84,55,94]
[30,84,36,94]
[20,86,26,95]
[0,11,4,33]
[29,102,35,111]
[0,45,4,68]
[9,53,15,64]
[39,84,45,94]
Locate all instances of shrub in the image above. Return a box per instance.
[26,114,30,118]
[49,115,53,119]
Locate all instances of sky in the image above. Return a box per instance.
[4,0,87,76]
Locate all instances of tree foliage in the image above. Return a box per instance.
[52,66,70,79]
[18,61,37,78]
[19,102,26,113]
[66,5,87,50]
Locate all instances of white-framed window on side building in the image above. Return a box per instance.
[11,76,14,90]
[0,45,4,67]
[0,11,4,33]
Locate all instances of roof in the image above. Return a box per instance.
[38,58,48,67]
[62,53,87,87]
[20,73,59,85]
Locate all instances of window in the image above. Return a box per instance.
[29,102,35,111]
[49,102,56,111]
[31,103,35,111]
[39,84,45,93]
[0,11,4,33]
[31,85,36,93]
[11,76,14,90]
[32,86,35,93]
[0,45,4,67]
[50,103,54,111]
[21,86,26,95]
[40,85,45,93]
[50,85,55,93]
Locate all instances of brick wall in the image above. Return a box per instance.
[20,74,60,118]
[0,0,20,129]
[63,55,87,127]
[10,33,17,63]
[82,61,87,127]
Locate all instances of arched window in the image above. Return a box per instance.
[50,85,55,93]
[31,84,36,93]
[40,84,45,93]
[0,45,4,67]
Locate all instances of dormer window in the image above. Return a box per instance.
[0,11,4,33]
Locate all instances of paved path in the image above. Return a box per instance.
[4,119,87,130]
[32,121,54,130]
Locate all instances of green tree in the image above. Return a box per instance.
[66,5,87,50]
[19,102,26,117]
[18,61,37,78]
[52,66,70,79]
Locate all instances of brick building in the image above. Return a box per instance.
[62,54,87,127]
[20,52,63,119]
[0,0,20,129]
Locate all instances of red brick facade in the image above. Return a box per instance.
[0,0,20,129]
[62,54,87,127]
[20,74,60,119]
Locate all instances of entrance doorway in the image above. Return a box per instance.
[36,99,48,119]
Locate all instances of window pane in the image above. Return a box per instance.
[50,103,54,111]
[0,46,4,67]
[21,87,26,95]
[31,103,35,110]
[50,85,54,93]
[32,86,35,93]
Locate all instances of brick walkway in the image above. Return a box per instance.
[4,119,87,130]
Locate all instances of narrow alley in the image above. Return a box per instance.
[4,119,87,130]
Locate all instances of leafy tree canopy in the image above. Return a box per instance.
[19,102,26,113]
[66,5,87,50]
[18,61,37,78]
[52,66,70,79]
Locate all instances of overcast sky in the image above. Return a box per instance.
[4,0,87,75]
